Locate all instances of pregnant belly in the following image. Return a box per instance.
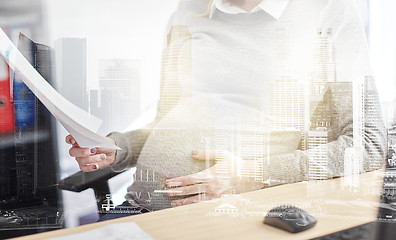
[136,95,301,179]
[137,126,211,180]
[127,97,301,210]
[127,102,216,210]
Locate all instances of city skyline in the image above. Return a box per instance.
[92,58,142,135]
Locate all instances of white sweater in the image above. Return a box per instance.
[108,0,386,211]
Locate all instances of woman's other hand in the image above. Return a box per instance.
[65,134,117,172]
[164,150,265,207]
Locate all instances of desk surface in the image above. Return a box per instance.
[12,170,383,240]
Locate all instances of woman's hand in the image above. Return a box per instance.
[65,134,117,172]
[164,150,265,207]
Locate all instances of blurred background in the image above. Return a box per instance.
[0,0,395,235]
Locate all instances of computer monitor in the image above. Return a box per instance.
[375,166,396,239]
[314,166,396,239]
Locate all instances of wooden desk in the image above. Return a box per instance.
[12,170,383,240]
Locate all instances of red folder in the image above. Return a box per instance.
[0,56,15,134]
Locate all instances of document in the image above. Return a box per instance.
[0,28,120,150]
[47,222,153,240]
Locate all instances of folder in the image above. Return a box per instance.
[13,33,36,129]
[0,56,15,134]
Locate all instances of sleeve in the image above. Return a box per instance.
[315,0,386,176]
[266,0,386,184]
[301,80,386,180]
[107,125,154,172]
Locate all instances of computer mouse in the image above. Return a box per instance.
[263,205,317,233]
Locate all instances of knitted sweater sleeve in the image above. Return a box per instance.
[266,0,386,184]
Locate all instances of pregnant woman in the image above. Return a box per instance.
[67,0,386,220]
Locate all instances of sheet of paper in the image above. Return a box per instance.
[46,222,154,240]
[0,28,120,150]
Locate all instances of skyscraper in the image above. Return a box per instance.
[158,25,192,121]
[363,76,384,169]
[352,76,366,174]
[343,148,361,190]
[388,127,396,168]
[54,38,87,110]
[308,28,336,180]
[311,28,336,96]
[93,59,142,134]
[270,76,306,149]
[214,127,233,179]
[99,59,141,99]
[327,82,353,135]
[213,115,266,183]
[308,127,333,180]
